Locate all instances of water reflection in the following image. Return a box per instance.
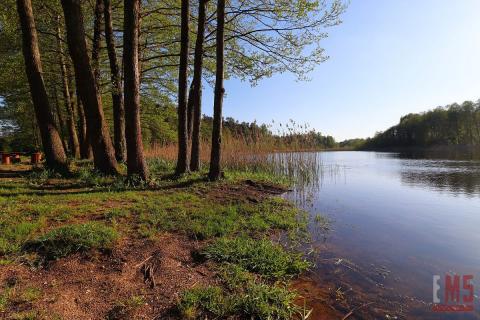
[274,151,480,319]
[397,160,480,196]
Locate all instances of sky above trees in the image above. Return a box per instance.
[202,0,480,141]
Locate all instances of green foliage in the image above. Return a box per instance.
[365,101,480,148]
[203,237,310,279]
[338,138,367,150]
[24,222,118,260]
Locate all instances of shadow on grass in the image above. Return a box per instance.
[0,168,32,178]
[1,170,209,197]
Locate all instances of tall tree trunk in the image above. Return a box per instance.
[61,0,118,175]
[57,16,80,159]
[76,85,93,159]
[92,0,103,85]
[190,0,207,172]
[187,82,194,142]
[104,0,127,162]
[123,0,148,180]
[16,0,68,171]
[52,86,69,153]
[175,0,190,175]
[208,0,225,181]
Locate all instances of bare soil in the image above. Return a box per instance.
[1,234,215,319]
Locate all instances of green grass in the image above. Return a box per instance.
[0,288,10,312]
[203,236,311,279]
[106,295,146,320]
[136,194,306,240]
[23,222,118,260]
[18,287,42,303]
[8,311,39,320]
[180,235,311,319]
[178,286,228,319]
[0,286,42,314]
[177,265,300,319]
[238,282,299,319]
[0,161,311,319]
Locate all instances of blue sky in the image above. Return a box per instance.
[203,0,480,141]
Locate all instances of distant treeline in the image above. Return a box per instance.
[1,101,337,152]
[362,100,480,149]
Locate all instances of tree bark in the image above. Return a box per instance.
[190,0,207,172]
[76,84,93,159]
[56,16,80,159]
[61,0,118,175]
[92,0,103,85]
[187,82,194,142]
[16,0,68,171]
[52,86,69,153]
[175,0,190,175]
[123,0,148,180]
[104,0,127,162]
[208,0,225,181]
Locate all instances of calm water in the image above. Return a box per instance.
[285,151,480,319]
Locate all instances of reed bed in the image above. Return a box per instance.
[144,136,332,189]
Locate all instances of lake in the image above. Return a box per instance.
[284,151,480,319]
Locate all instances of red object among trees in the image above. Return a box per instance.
[1,154,11,165]
[31,152,42,164]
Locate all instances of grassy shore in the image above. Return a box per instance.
[0,159,313,319]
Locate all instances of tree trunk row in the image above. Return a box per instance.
[19,0,226,181]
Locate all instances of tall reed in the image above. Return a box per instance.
[145,135,328,189]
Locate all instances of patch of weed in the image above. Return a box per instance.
[19,287,41,303]
[9,311,39,320]
[0,221,44,255]
[26,168,62,186]
[75,167,110,187]
[106,295,145,320]
[177,286,229,319]
[203,236,310,279]
[239,282,298,319]
[177,282,299,320]
[136,193,306,240]
[0,287,11,312]
[24,222,118,260]
[104,208,130,222]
